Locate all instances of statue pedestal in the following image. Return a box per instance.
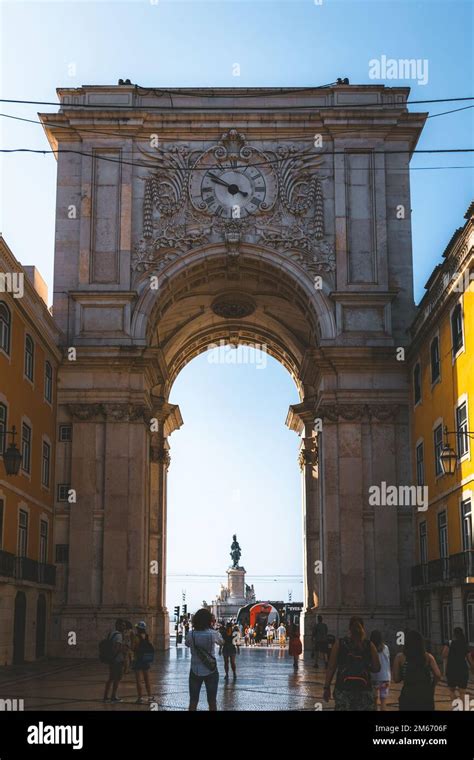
[227,567,246,604]
[212,566,248,622]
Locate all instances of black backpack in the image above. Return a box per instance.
[99,632,116,664]
[339,638,372,690]
[139,639,155,665]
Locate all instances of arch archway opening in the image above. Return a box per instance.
[165,343,305,627]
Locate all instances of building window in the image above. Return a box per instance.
[18,509,28,557]
[55,544,69,563]
[58,424,72,442]
[419,521,427,564]
[434,424,444,476]
[430,336,440,383]
[0,498,4,548]
[413,363,422,405]
[57,484,71,502]
[438,510,449,579]
[421,598,431,639]
[441,599,453,644]
[0,302,11,355]
[416,441,424,486]
[461,498,472,552]
[0,403,7,454]
[456,402,469,459]
[451,303,464,355]
[44,361,53,403]
[21,423,31,474]
[39,520,48,564]
[42,441,51,488]
[466,594,474,646]
[24,334,34,382]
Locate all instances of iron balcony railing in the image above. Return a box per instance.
[411,550,474,587]
[0,549,15,578]
[0,551,56,586]
[449,550,474,580]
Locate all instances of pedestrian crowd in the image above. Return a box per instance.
[99,612,474,711]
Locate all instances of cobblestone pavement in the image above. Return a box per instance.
[0,645,470,711]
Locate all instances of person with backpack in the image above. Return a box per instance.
[370,630,391,711]
[132,621,155,704]
[442,627,474,702]
[102,618,126,703]
[185,608,223,711]
[392,630,441,711]
[323,616,380,710]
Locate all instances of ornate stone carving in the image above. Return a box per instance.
[318,403,400,422]
[67,403,152,423]
[67,403,105,421]
[298,436,319,471]
[211,294,256,319]
[150,443,171,469]
[132,131,334,280]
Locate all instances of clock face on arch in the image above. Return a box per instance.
[189,153,277,219]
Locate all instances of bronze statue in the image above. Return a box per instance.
[230,534,241,568]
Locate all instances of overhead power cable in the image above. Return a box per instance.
[1,146,473,175]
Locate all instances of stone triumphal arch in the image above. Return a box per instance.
[41,85,426,655]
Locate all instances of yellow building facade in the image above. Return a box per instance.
[0,235,62,665]
[410,202,474,652]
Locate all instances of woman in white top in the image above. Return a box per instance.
[370,630,391,711]
[185,609,223,711]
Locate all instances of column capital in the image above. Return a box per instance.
[150,441,171,469]
[298,436,319,471]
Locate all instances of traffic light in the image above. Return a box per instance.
[174,605,180,620]
[182,604,187,618]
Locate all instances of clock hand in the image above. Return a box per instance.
[208,173,249,198]
[208,172,231,187]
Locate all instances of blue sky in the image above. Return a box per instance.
[0,0,472,611]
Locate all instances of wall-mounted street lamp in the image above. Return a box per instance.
[2,426,22,476]
[440,425,474,476]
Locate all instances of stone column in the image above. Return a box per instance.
[58,402,154,655]
[286,401,320,651]
[150,398,182,650]
[315,402,411,645]
[150,437,170,650]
